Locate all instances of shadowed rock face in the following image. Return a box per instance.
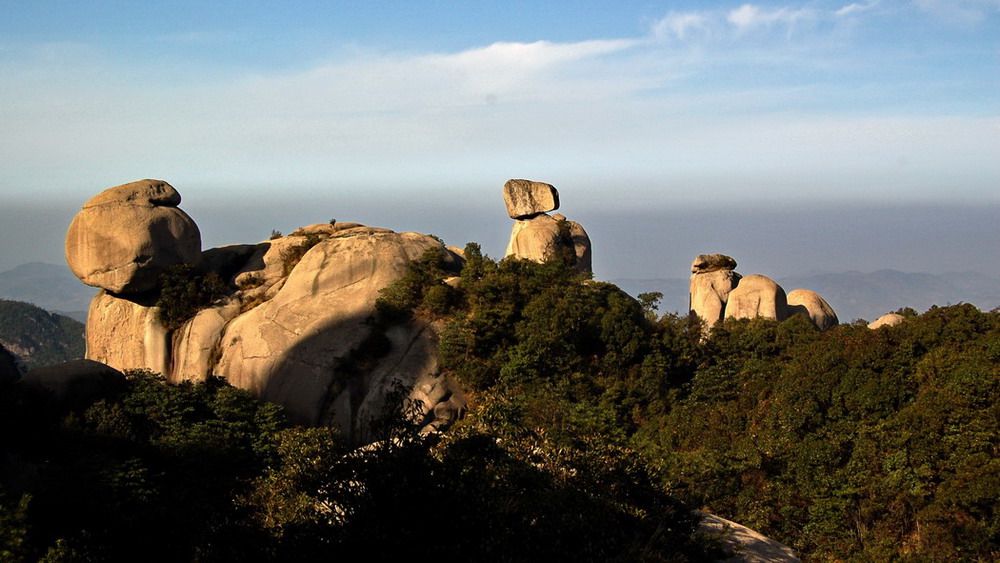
[786,289,839,331]
[22,359,126,414]
[503,179,559,219]
[66,179,201,294]
[724,274,789,322]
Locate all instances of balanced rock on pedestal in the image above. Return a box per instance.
[66,179,202,294]
[503,179,559,219]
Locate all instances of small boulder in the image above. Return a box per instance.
[66,179,202,294]
[503,179,559,219]
[869,313,905,329]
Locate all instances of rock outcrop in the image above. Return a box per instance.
[786,289,839,331]
[868,313,905,329]
[502,180,592,273]
[689,254,839,333]
[66,179,201,294]
[503,179,559,219]
[689,254,741,332]
[77,182,467,444]
[724,274,789,322]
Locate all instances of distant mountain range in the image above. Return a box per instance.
[0,262,95,322]
[612,270,1000,323]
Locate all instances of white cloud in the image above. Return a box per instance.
[727,4,815,29]
[835,1,880,16]
[651,12,709,40]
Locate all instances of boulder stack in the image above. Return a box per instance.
[502,179,592,273]
[73,180,467,444]
[66,179,201,294]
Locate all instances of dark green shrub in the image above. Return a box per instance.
[155,264,227,331]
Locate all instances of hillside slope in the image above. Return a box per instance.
[0,299,85,369]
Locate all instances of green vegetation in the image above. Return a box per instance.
[3,242,997,560]
[0,300,84,369]
[154,264,226,331]
[376,245,1000,561]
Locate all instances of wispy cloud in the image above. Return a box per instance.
[727,4,816,29]
[0,1,996,206]
[835,1,880,17]
[651,12,710,41]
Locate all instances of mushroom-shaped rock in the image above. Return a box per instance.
[66,179,202,294]
[689,254,741,331]
[503,179,559,219]
[724,274,788,322]
[786,289,839,331]
[505,214,591,273]
[868,313,905,329]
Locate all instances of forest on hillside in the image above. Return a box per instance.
[1,246,997,561]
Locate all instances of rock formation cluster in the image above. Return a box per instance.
[502,179,592,273]
[67,180,466,442]
[689,254,839,333]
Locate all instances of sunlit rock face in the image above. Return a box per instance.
[724,274,789,322]
[66,179,201,295]
[74,182,467,444]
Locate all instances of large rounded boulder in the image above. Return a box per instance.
[724,274,789,322]
[786,289,839,331]
[66,179,202,294]
[504,213,592,273]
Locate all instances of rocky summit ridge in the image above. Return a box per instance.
[65,178,903,443]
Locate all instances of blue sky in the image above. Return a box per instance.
[1,0,998,282]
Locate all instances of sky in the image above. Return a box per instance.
[1,0,998,281]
